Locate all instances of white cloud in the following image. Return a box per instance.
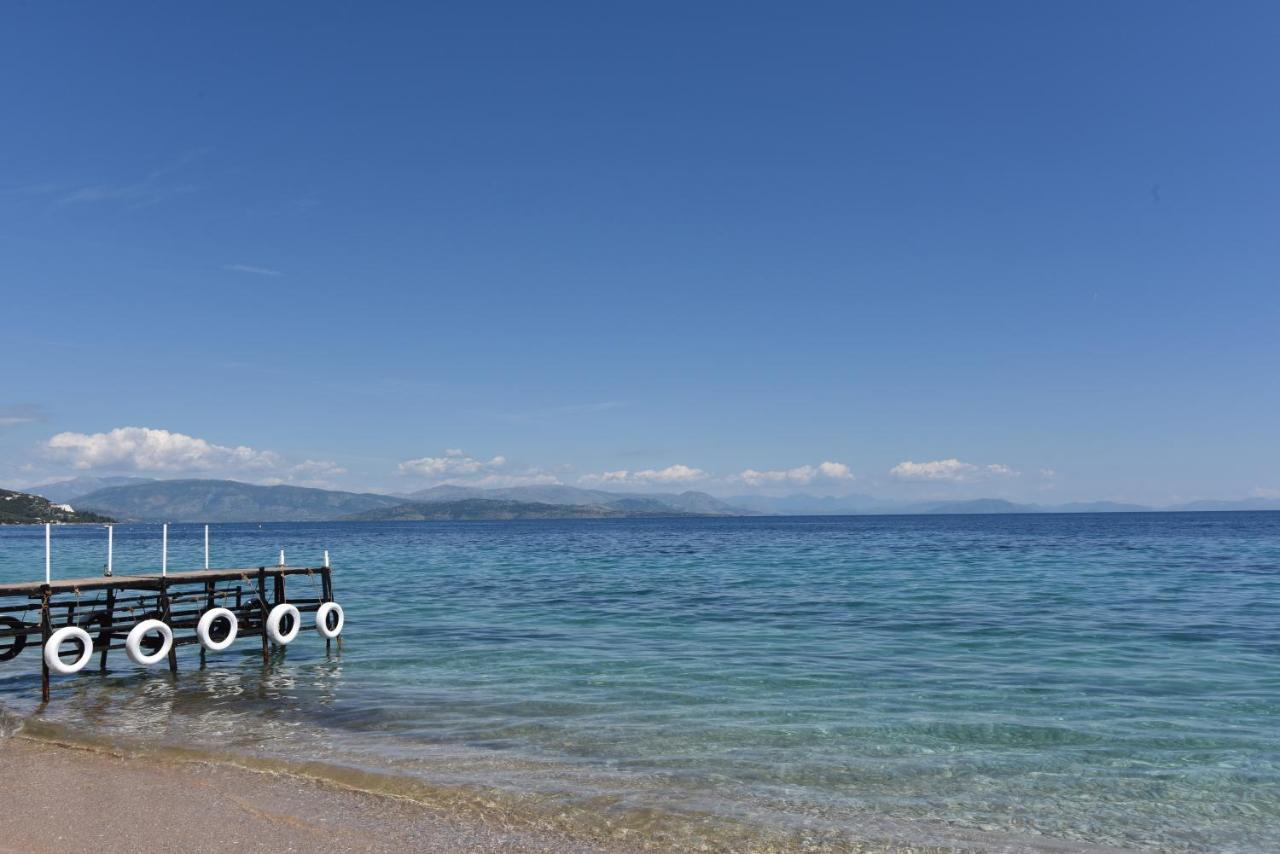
[42,426,342,484]
[398,449,509,479]
[735,461,854,487]
[1251,487,1280,499]
[579,464,708,486]
[225,264,284,277]
[396,450,563,488]
[47,427,282,473]
[890,458,1019,482]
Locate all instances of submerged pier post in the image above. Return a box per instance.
[39,587,51,703]
[98,588,115,671]
[159,577,178,673]
[256,567,269,664]
[200,580,214,669]
[321,563,334,654]
[272,572,288,655]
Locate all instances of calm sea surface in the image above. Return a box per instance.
[2,514,1278,850]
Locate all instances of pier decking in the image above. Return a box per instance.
[0,565,327,597]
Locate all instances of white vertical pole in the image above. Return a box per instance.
[44,523,51,584]
[108,525,114,575]
[323,550,330,569]
[162,523,168,577]
[204,524,210,569]
[279,549,286,567]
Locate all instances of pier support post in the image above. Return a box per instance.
[200,580,214,670]
[321,565,334,653]
[98,588,115,671]
[39,587,51,703]
[256,568,269,664]
[159,578,178,674]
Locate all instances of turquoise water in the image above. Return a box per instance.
[2,514,1279,850]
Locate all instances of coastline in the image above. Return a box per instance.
[0,736,637,854]
[0,730,1131,853]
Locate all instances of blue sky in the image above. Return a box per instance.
[2,2,1278,504]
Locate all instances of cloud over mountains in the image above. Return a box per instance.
[43,426,344,485]
[889,459,1018,482]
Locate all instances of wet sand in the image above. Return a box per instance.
[0,737,633,853]
[0,736,1134,853]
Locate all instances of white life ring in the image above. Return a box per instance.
[315,602,344,639]
[196,607,238,652]
[126,619,173,666]
[44,626,94,675]
[266,603,301,644]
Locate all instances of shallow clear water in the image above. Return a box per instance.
[2,514,1279,850]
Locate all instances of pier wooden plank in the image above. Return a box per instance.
[0,566,325,598]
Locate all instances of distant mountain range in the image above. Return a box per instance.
[29,476,156,504]
[67,479,404,522]
[400,484,744,515]
[0,488,114,525]
[727,494,1280,515]
[343,498,714,522]
[53,479,746,522]
[12,477,1280,523]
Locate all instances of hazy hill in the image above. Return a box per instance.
[343,498,693,521]
[404,485,746,515]
[399,484,485,501]
[0,489,115,525]
[47,476,1277,523]
[1052,501,1152,513]
[727,493,892,515]
[912,498,1035,515]
[727,494,1161,515]
[76,479,403,522]
[29,476,155,504]
[1167,497,1280,512]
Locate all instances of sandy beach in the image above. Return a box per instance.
[0,737,634,854]
[0,733,1143,854]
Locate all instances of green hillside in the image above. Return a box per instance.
[76,479,403,522]
[0,489,115,525]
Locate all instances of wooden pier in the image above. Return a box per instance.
[0,562,340,703]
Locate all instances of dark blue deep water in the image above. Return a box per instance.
[2,513,1278,850]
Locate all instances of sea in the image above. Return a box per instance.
[1,513,1278,851]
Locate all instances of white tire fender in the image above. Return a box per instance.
[315,602,344,639]
[196,607,239,652]
[44,626,94,675]
[125,619,173,666]
[266,603,301,645]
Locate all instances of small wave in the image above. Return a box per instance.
[0,704,24,738]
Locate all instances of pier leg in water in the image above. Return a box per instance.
[160,578,178,674]
[321,566,334,655]
[200,580,214,670]
[97,588,115,671]
[39,587,51,703]
[256,568,269,665]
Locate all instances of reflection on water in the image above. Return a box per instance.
[2,515,1280,850]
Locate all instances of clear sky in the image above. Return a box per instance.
[2,2,1278,504]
